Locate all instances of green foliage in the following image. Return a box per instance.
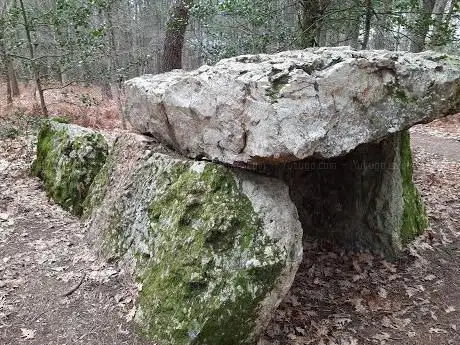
[392,0,459,49]
[3,0,108,84]
[51,116,71,124]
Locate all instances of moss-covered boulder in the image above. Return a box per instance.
[32,120,109,216]
[85,133,303,345]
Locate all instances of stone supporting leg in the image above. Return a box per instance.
[84,133,303,345]
[259,131,427,257]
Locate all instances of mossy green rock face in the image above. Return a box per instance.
[32,120,108,216]
[85,134,303,345]
[400,131,428,245]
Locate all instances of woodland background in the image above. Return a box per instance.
[0,0,459,126]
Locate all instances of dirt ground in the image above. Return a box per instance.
[1,116,460,345]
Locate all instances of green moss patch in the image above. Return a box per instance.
[32,121,108,216]
[385,84,417,104]
[134,162,284,345]
[84,136,301,345]
[399,131,428,244]
[265,73,290,103]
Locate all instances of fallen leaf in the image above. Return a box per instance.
[424,274,436,281]
[20,328,36,339]
[378,287,388,299]
[445,306,456,314]
[381,316,392,328]
[372,332,390,341]
[429,327,447,334]
[126,306,136,322]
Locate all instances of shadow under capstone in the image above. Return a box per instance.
[244,131,427,258]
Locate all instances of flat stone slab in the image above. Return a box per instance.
[125,47,460,165]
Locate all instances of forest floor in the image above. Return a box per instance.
[0,111,460,345]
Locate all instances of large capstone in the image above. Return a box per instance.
[85,133,303,345]
[32,120,109,215]
[255,131,427,257]
[125,47,460,165]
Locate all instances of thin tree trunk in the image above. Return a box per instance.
[56,65,63,86]
[105,5,117,99]
[0,33,12,104]
[4,60,12,104]
[8,60,20,97]
[374,0,393,49]
[298,0,328,48]
[18,0,48,116]
[160,0,193,73]
[343,1,361,50]
[443,0,456,25]
[409,0,436,53]
[361,0,373,49]
[105,2,126,129]
[430,0,450,48]
[101,81,113,101]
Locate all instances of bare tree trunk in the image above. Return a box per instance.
[56,65,63,86]
[361,0,373,49]
[374,0,393,49]
[101,81,113,101]
[0,32,12,104]
[430,0,450,48]
[343,1,361,49]
[298,0,320,48]
[160,0,193,73]
[8,60,20,97]
[18,0,48,116]
[409,0,436,53]
[105,2,126,129]
[298,0,331,48]
[104,5,118,100]
[3,61,12,104]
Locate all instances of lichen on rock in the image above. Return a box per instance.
[32,120,108,216]
[85,133,303,345]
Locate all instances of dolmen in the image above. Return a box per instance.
[33,47,460,345]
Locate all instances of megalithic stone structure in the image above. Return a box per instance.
[34,47,460,345]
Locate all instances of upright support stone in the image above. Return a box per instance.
[85,133,303,345]
[258,131,426,257]
[32,120,109,216]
